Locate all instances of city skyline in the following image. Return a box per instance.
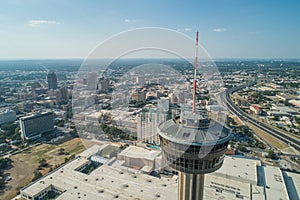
[1,57,300,199]
[0,1,300,59]
[1,1,300,199]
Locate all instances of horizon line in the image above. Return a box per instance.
[0,57,299,61]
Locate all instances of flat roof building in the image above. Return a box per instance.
[19,145,295,200]
[271,105,299,115]
[117,146,161,173]
[20,145,177,200]
[289,99,300,108]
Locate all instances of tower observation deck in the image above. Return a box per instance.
[158,110,231,199]
[158,32,231,200]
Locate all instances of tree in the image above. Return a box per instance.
[238,125,252,137]
[15,127,20,134]
[58,148,65,155]
[295,117,300,124]
[232,120,237,126]
[237,144,248,153]
[32,170,42,181]
[0,158,12,170]
[1,123,18,135]
[266,150,276,159]
[38,159,48,168]
[66,107,73,119]
[70,129,79,138]
[0,176,4,187]
[64,154,75,163]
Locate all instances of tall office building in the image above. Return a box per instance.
[137,108,167,144]
[99,78,110,91]
[137,97,171,144]
[47,72,58,90]
[58,87,69,103]
[136,76,145,86]
[20,111,54,140]
[86,73,98,90]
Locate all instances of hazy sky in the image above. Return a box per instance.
[0,0,299,59]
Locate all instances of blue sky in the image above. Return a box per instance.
[0,0,299,59]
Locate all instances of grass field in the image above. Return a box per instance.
[233,116,244,126]
[0,137,102,200]
[246,122,288,150]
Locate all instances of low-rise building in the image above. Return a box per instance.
[0,109,16,125]
[20,145,296,200]
[276,93,296,101]
[289,99,300,107]
[267,111,290,117]
[117,146,161,173]
[250,104,262,115]
[132,90,146,102]
[271,105,299,115]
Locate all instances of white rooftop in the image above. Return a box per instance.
[204,174,264,200]
[20,146,296,200]
[21,145,176,200]
[264,165,289,200]
[118,146,161,161]
[283,171,300,200]
[213,156,260,185]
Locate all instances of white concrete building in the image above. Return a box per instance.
[137,98,171,145]
[19,145,296,200]
[117,146,161,173]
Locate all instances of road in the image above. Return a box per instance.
[219,80,300,152]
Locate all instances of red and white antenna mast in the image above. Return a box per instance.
[192,31,199,113]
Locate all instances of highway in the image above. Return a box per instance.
[220,80,300,152]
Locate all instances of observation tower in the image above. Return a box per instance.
[158,32,231,200]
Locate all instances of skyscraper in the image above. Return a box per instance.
[137,97,171,144]
[86,72,98,90]
[99,78,110,91]
[47,71,58,90]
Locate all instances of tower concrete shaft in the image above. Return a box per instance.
[178,172,204,200]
